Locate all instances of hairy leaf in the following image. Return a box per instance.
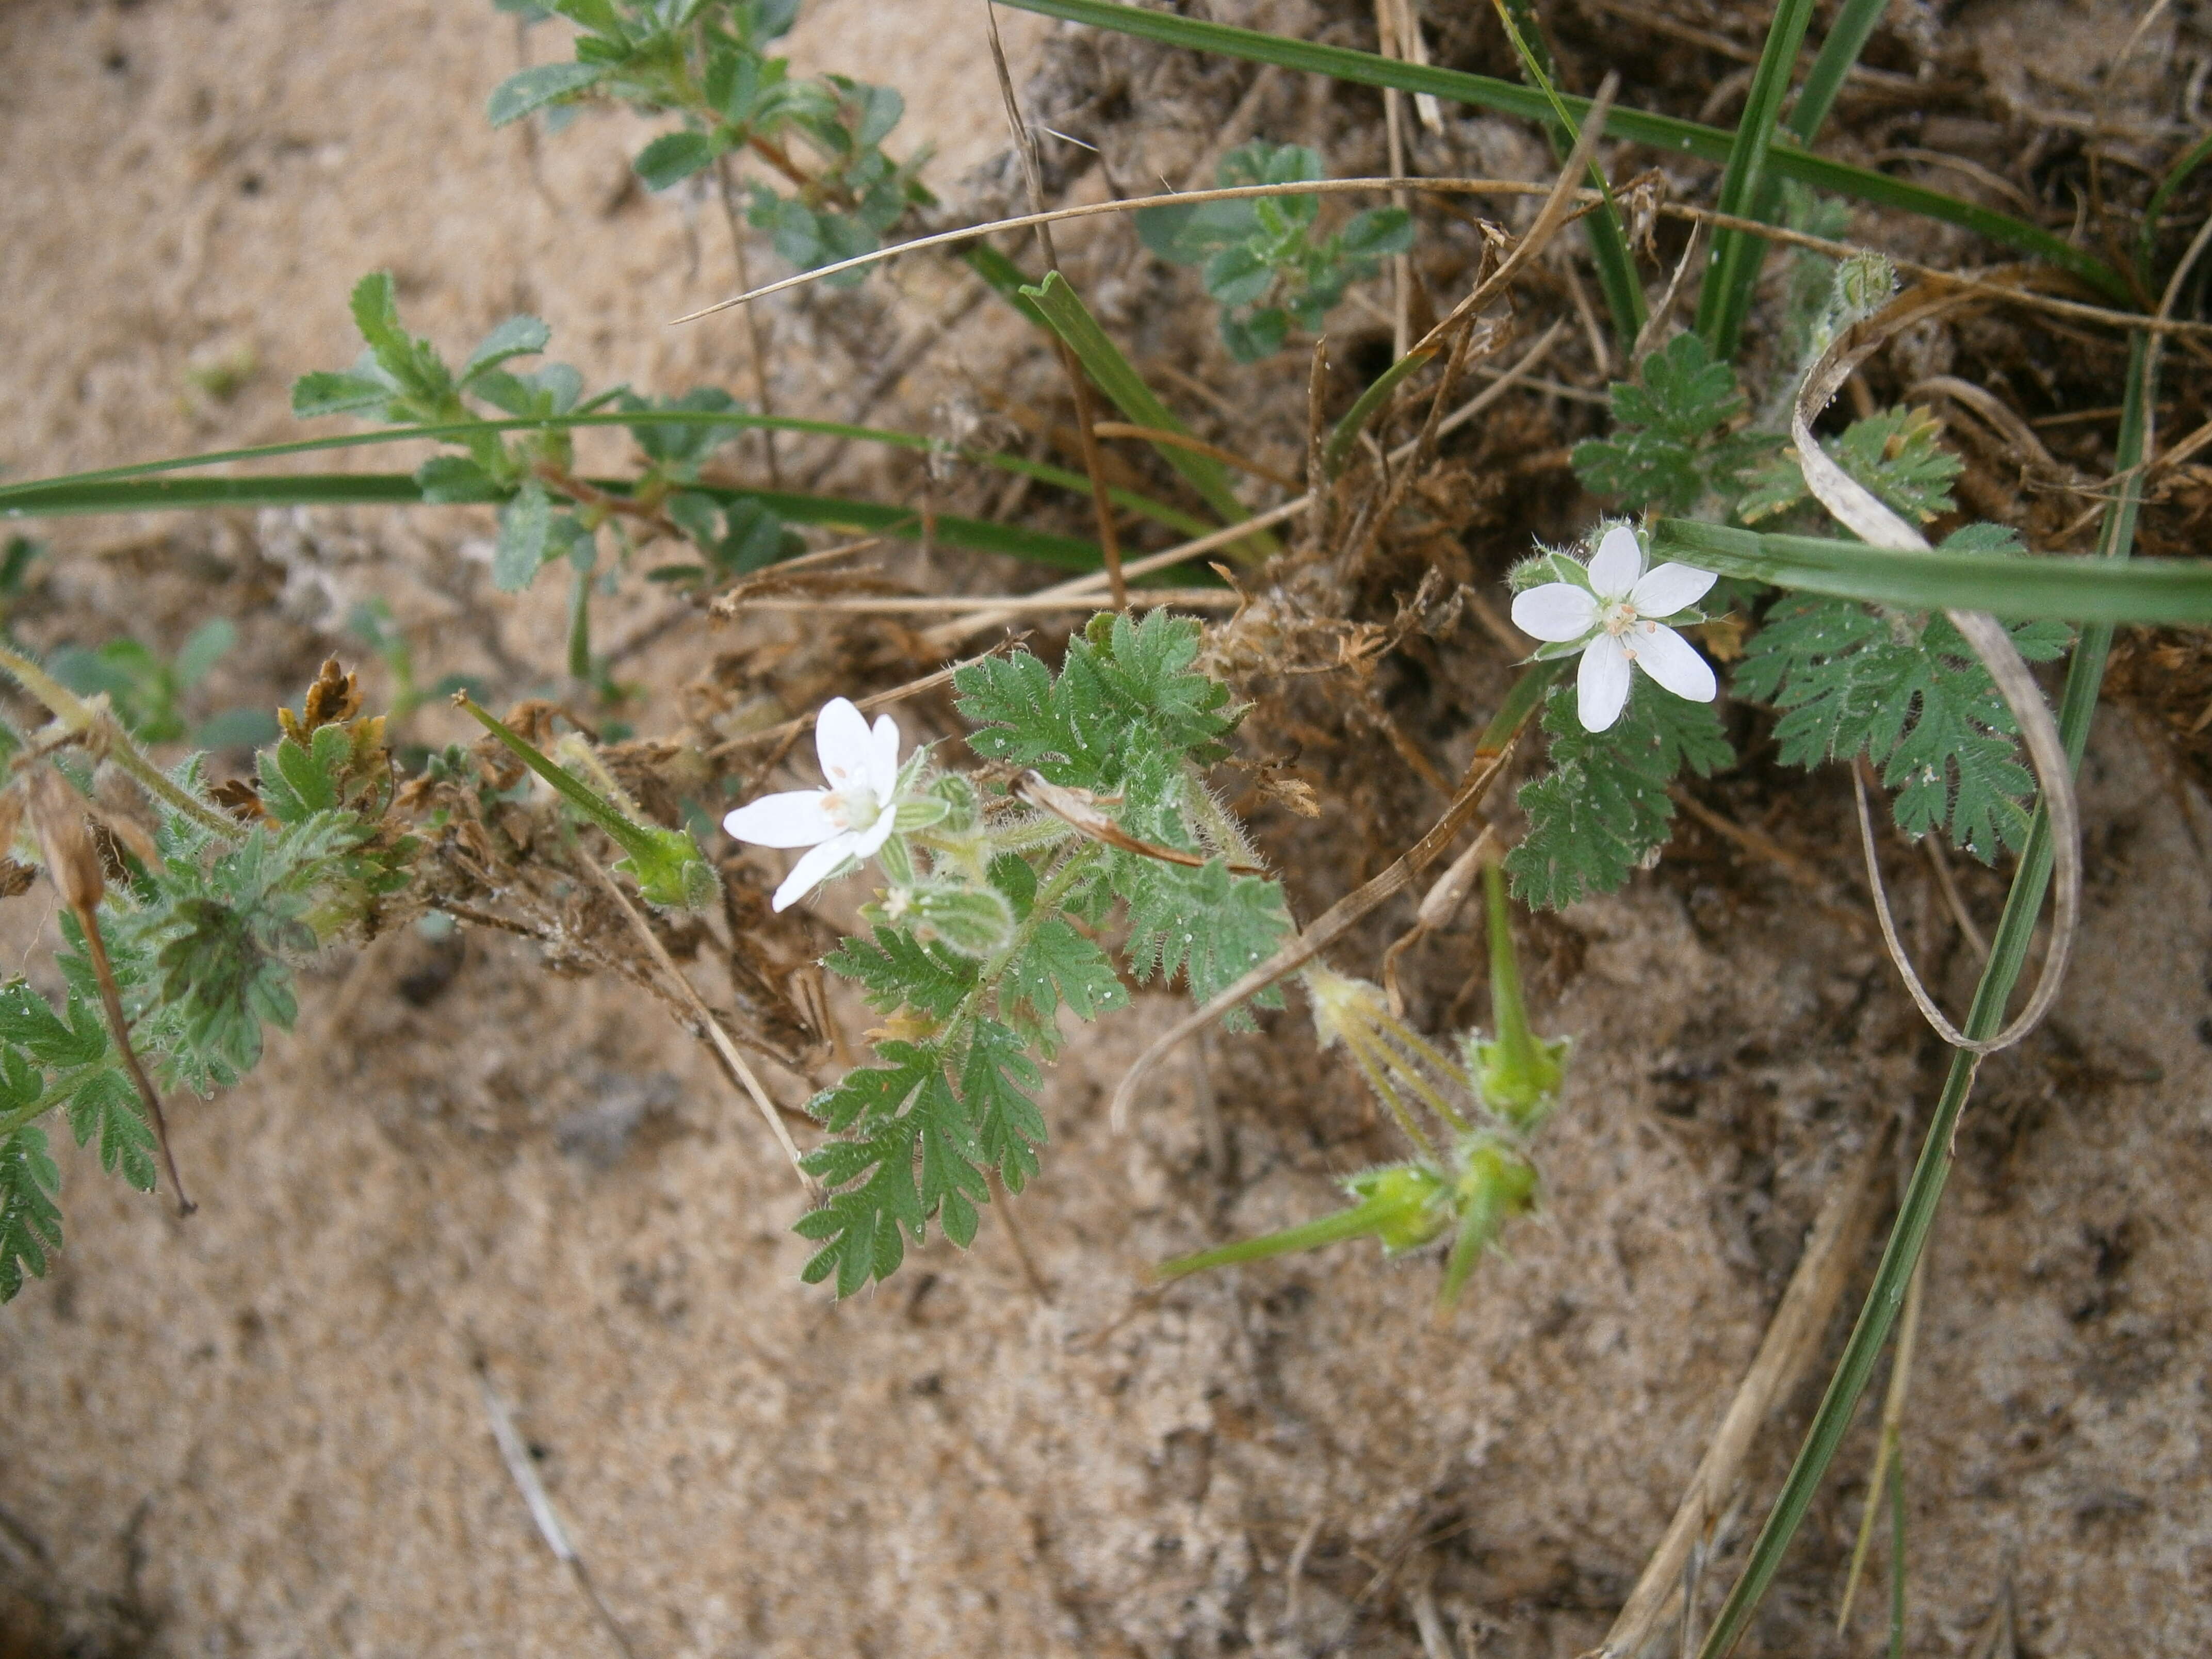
[1004,917,1127,1024]
[826,925,977,1019]
[962,1018,1046,1193]
[1120,855,1291,1028]
[1507,680,1735,910]
[1734,594,2069,858]
[956,610,1237,789]
[0,1123,62,1302]
[1736,405,1962,527]
[796,1043,996,1296]
[1572,334,1766,515]
[66,1067,156,1191]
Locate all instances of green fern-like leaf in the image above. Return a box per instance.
[1506,680,1735,910]
[1001,917,1126,1051]
[1571,335,1769,514]
[956,609,1238,789]
[66,1067,156,1191]
[961,1017,1047,1194]
[0,1120,62,1302]
[825,926,977,1018]
[794,1036,1005,1296]
[1736,405,1962,527]
[1119,855,1291,1027]
[1733,589,2068,859]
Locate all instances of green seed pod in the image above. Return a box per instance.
[1343,1161,1455,1256]
[929,773,980,835]
[912,881,1015,958]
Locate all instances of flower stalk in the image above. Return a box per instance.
[0,642,241,841]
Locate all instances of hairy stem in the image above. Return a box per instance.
[0,644,240,840]
[74,905,194,1215]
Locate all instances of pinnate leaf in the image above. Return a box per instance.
[0,1124,61,1302]
[1572,333,1761,514]
[67,1068,155,1191]
[1003,917,1126,1027]
[826,926,976,1018]
[1734,595,2068,858]
[1507,680,1734,910]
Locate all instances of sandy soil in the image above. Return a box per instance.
[2,2,2209,1656]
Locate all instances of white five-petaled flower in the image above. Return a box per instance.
[723,697,904,912]
[1510,525,1719,733]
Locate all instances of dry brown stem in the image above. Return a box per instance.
[579,855,809,1189]
[1790,286,2079,1058]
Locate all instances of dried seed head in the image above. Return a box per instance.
[279,657,362,743]
[25,770,104,913]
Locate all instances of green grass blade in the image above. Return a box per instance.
[2138,129,2212,288]
[0,407,1204,538]
[1,474,432,513]
[1734,0,1892,305]
[1020,271,1278,556]
[0,471,1116,574]
[1786,0,1890,145]
[1650,518,2211,623]
[1494,0,1645,355]
[700,484,1112,572]
[961,241,1052,329]
[1693,330,2155,1659]
[1324,344,1436,475]
[1694,0,1818,359]
[997,0,2133,304]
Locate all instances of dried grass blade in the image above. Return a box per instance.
[1786,286,2076,1058]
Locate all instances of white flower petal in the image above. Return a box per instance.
[848,807,898,862]
[813,696,875,787]
[1631,622,1717,704]
[1511,583,1599,643]
[723,789,838,848]
[1630,561,1718,618]
[772,834,859,912]
[1587,525,1645,599]
[1577,634,1633,732]
[866,712,903,798]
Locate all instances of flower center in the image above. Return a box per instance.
[1599,598,1641,637]
[823,784,881,834]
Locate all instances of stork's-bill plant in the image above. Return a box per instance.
[760,611,1295,1296]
